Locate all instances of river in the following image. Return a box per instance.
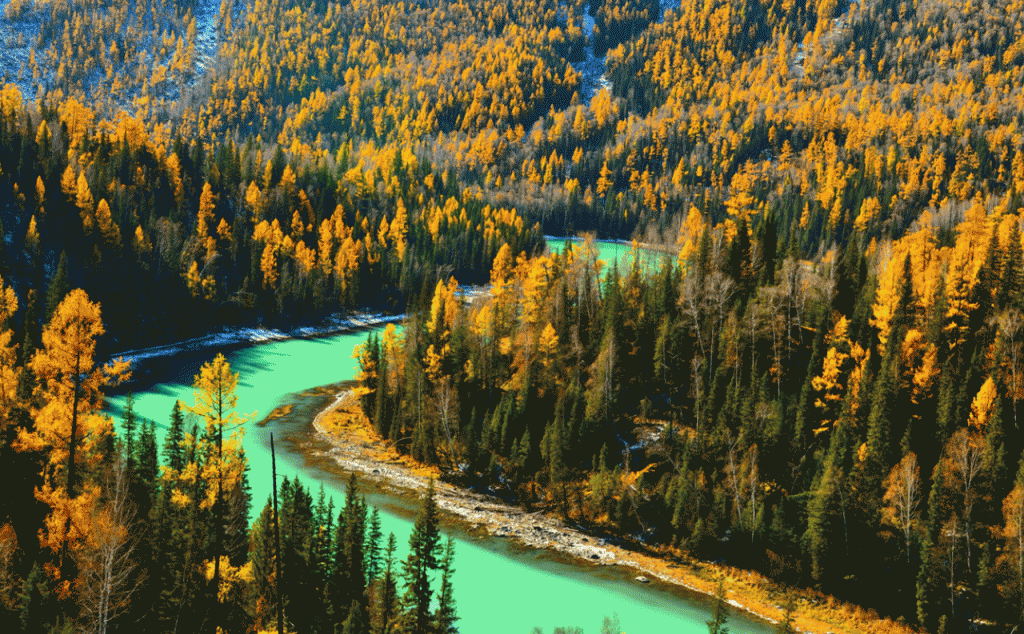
[545,236,675,273]
[104,246,773,634]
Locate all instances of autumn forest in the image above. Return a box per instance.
[1,0,1024,630]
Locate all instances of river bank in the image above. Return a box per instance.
[310,389,915,634]
[110,312,404,370]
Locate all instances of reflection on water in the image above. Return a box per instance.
[106,328,774,634]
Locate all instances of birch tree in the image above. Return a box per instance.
[882,451,921,562]
[77,456,141,634]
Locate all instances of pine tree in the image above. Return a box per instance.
[375,533,399,634]
[44,251,70,323]
[342,598,370,634]
[18,562,56,633]
[163,400,186,472]
[329,473,368,626]
[401,479,442,633]
[776,594,796,634]
[366,507,383,583]
[121,391,137,472]
[706,578,729,634]
[246,501,277,632]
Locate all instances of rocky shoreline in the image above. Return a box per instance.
[310,390,786,630]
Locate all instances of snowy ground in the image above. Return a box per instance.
[790,1,857,78]
[0,3,42,99]
[112,312,405,368]
[192,0,223,77]
[569,0,680,107]
[0,0,226,110]
[569,4,611,107]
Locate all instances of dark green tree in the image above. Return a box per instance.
[434,538,458,634]
[400,479,442,633]
[706,578,730,634]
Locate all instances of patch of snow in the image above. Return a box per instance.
[570,4,610,107]
[113,312,405,368]
[0,6,43,99]
[658,0,678,21]
[192,0,223,75]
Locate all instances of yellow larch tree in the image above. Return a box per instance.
[0,275,19,423]
[968,377,998,432]
[76,172,95,233]
[197,182,216,257]
[95,199,121,247]
[187,353,252,603]
[14,290,129,573]
[428,277,460,339]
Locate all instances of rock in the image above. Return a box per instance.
[635,576,650,583]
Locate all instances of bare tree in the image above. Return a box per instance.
[77,456,142,634]
[1000,484,1024,622]
[883,451,921,562]
[681,274,708,363]
[682,271,735,390]
[946,428,984,571]
[725,436,744,529]
[724,438,760,540]
[690,355,704,434]
[706,271,737,373]
[945,515,961,614]
[433,375,460,467]
[756,286,786,399]
[747,445,760,542]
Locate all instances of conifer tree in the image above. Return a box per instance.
[401,479,441,633]
[706,578,729,634]
[44,251,70,323]
[434,538,458,634]
[188,353,252,612]
[375,533,399,634]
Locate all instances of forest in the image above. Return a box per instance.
[0,0,1021,629]
[0,297,458,634]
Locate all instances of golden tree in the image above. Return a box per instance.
[187,354,252,605]
[14,290,128,581]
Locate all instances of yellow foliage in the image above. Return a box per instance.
[428,277,459,337]
[968,377,997,431]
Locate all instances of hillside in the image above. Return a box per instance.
[0,0,1023,631]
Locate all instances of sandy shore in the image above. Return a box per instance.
[311,390,912,634]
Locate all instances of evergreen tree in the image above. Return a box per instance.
[401,479,442,633]
[434,538,458,634]
[366,507,384,584]
[247,501,277,632]
[163,400,186,472]
[44,250,69,323]
[706,578,730,634]
[329,473,368,626]
[776,594,796,634]
[18,562,54,634]
[121,391,137,472]
[375,533,399,634]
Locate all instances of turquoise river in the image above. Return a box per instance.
[104,242,773,634]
